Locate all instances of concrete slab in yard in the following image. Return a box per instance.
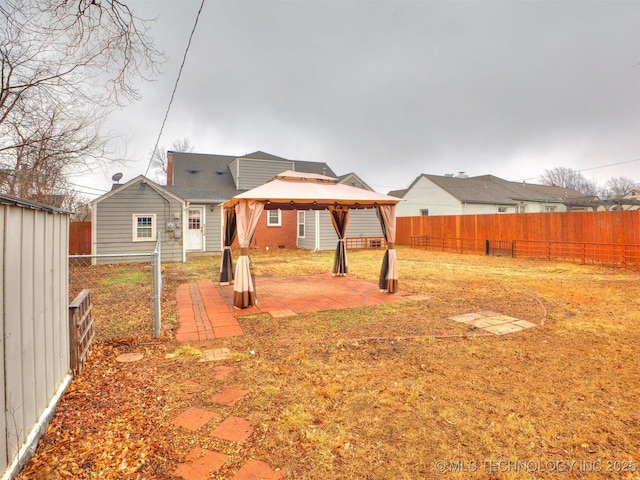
[449,313,484,323]
[200,348,231,362]
[513,319,538,329]
[484,322,525,335]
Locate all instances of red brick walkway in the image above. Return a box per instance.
[175,274,408,342]
[175,280,243,342]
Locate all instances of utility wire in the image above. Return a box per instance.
[520,158,640,182]
[144,0,205,177]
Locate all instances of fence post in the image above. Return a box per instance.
[485,239,490,255]
[152,235,162,337]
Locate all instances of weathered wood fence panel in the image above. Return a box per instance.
[69,289,95,375]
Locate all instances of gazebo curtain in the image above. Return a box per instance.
[219,207,237,285]
[377,205,398,293]
[233,200,264,308]
[329,206,350,276]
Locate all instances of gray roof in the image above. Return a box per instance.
[0,192,70,214]
[168,151,337,201]
[397,174,584,205]
[388,188,408,199]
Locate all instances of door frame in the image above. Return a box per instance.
[185,205,205,252]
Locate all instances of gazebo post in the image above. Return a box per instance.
[219,206,237,285]
[232,200,264,308]
[377,205,398,293]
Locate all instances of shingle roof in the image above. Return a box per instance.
[169,151,337,201]
[403,174,583,205]
[388,189,408,198]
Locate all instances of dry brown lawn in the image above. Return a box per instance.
[20,247,640,479]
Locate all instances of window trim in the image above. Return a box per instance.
[132,214,157,242]
[267,209,281,227]
[297,211,305,238]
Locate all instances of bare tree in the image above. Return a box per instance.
[604,176,637,199]
[150,138,194,183]
[0,0,163,203]
[539,167,601,197]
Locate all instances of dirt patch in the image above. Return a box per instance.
[19,248,640,479]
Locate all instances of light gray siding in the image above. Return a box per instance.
[94,179,184,262]
[347,209,383,238]
[230,158,294,190]
[0,202,70,476]
[299,209,384,250]
[205,205,223,252]
[297,210,316,249]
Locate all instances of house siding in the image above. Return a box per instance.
[397,176,571,216]
[94,179,184,262]
[230,158,294,190]
[205,205,223,252]
[397,176,464,216]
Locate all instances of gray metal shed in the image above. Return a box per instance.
[0,194,71,478]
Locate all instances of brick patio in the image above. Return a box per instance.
[175,274,409,342]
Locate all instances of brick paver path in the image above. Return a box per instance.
[175,280,243,342]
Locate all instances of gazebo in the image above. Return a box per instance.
[221,171,400,309]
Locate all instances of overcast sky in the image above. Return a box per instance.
[79,0,640,198]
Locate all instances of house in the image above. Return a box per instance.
[91,151,383,260]
[389,173,584,217]
[92,175,186,262]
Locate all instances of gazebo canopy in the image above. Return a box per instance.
[221,170,400,309]
[222,171,399,210]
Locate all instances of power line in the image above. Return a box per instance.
[144,0,205,177]
[521,158,640,182]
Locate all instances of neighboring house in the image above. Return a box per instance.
[91,151,383,260]
[389,173,584,217]
[621,189,640,210]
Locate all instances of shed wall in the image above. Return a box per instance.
[0,204,70,473]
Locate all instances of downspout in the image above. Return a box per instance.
[314,210,321,252]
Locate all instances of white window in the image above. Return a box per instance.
[517,204,527,213]
[498,207,507,213]
[420,209,429,216]
[267,209,281,226]
[544,206,557,213]
[298,211,305,238]
[132,214,156,241]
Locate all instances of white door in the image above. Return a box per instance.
[185,207,204,251]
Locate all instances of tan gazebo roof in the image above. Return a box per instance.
[223,171,399,210]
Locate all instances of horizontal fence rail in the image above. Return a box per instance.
[345,236,386,250]
[411,235,640,269]
[399,211,640,270]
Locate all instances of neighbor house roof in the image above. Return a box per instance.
[396,174,584,205]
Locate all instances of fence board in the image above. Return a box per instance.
[69,222,91,255]
[398,211,640,269]
[398,211,640,246]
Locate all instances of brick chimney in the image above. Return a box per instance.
[167,151,174,185]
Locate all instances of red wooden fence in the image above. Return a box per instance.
[69,222,91,255]
[397,211,640,268]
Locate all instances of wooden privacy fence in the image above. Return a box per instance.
[400,210,640,269]
[70,221,91,255]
